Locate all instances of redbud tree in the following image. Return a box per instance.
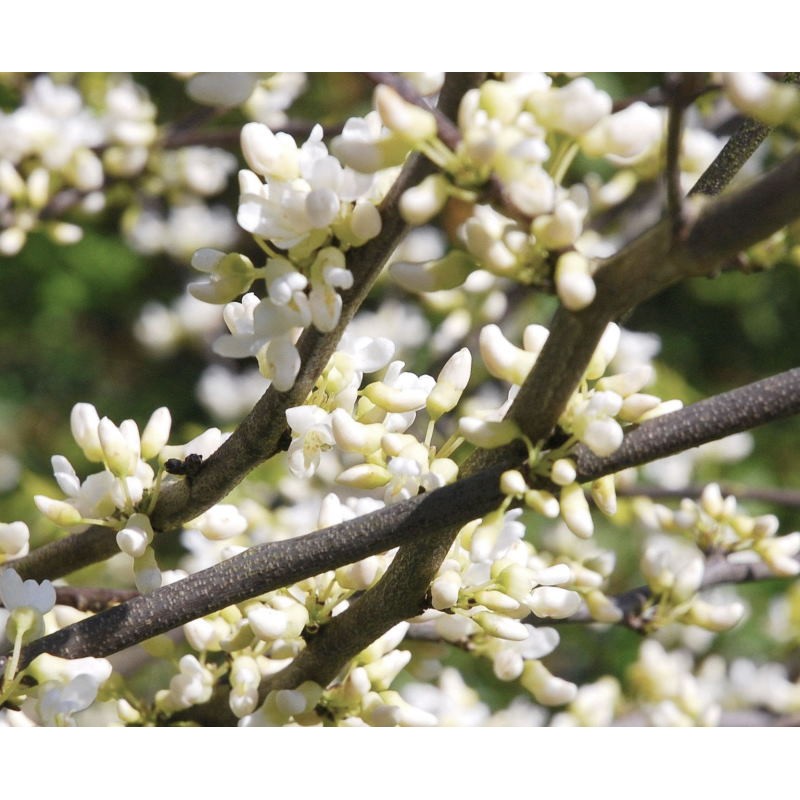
[1,72,800,726]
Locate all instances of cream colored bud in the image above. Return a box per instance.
[349,199,382,243]
[479,79,523,123]
[429,457,458,486]
[431,570,462,610]
[555,252,595,311]
[524,489,560,518]
[619,393,662,422]
[724,72,800,127]
[591,474,617,516]
[141,407,172,460]
[70,402,103,462]
[391,249,472,294]
[473,589,521,614]
[686,598,745,632]
[521,660,578,706]
[636,399,683,421]
[595,365,654,397]
[584,590,624,623]
[426,347,472,420]
[399,173,450,225]
[700,483,725,518]
[375,85,438,143]
[362,381,429,412]
[98,417,137,477]
[0,160,25,198]
[500,469,528,497]
[330,409,385,454]
[479,324,537,385]
[528,586,582,619]
[585,323,620,380]
[336,463,392,489]
[472,611,529,641]
[560,482,594,539]
[551,458,577,487]
[522,324,549,356]
[240,122,299,181]
[34,496,83,527]
[458,417,520,448]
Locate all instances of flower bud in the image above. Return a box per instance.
[0,521,29,560]
[116,513,154,558]
[479,324,537,385]
[528,586,582,619]
[141,407,172,460]
[70,403,104,462]
[555,252,596,311]
[361,381,429,413]
[686,598,745,632]
[458,417,520,448]
[521,660,577,706]
[472,611,529,641]
[375,85,437,143]
[500,469,528,497]
[399,173,450,225]
[551,458,577,487]
[524,489,560,518]
[591,474,617,516]
[431,570,462,610]
[98,417,137,477]
[34,496,84,527]
[560,482,594,539]
[240,122,299,181]
[391,249,472,294]
[336,463,392,490]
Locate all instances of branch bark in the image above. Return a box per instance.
[253,147,800,695]
[11,74,477,585]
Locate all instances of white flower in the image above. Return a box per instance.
[286,405,335,478]
[580,102,662,164]
[187,73,260,107]
[527,77,612,137]
[191,504,249,541]
[25,655,112,727]
[0,521,30,561]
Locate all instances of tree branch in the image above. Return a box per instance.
[250,146,800,697]
[4,364,799,712]
[11,74,477,585]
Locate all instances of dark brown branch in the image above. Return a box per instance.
[11,96,453,585]
[575,368,800,481]
[251,147,800,697]
[689,72,799,198]
[5,365,800,714]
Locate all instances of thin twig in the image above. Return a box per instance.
[249,147,800,698]
[10,104,444,585]
[614,483,800,510]
[6,365,799,717]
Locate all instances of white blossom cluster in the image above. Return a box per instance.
[3,73,800,728]
[31,402,238,593]
[0,73,254,260]
[637,482,800,579]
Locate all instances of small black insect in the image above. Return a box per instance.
[164,452,204,478]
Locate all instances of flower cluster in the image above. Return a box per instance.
[30,402,239,593]
[187,115,400,390]
[0,73,247,261]
[639,482,800,578]
[332,76,676,313]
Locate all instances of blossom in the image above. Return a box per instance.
[0,568,56,643]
